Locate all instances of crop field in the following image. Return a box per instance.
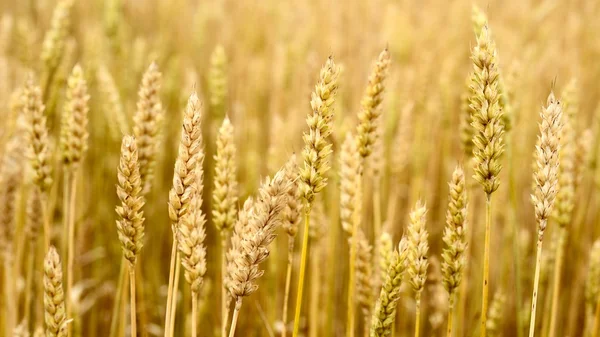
[0,0,599,337]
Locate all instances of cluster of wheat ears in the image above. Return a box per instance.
[2,0,600,336]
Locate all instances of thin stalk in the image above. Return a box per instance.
[292,211,311,337]
[164,237,177,337]
[593,295,600,337]
[24,242,35,326]
[415,295,421,337]
[4,256,15,337]
[447,295,455,337]
[136,262,149,337]
[192,291,198,337]
[130,266,137,337]
[373,179,382,285]
[221,234,228,337]
[62,173,70,269]
[228,298,242,337]
[548,228,566,337]
[282,239,295,337]
[508,139,524,337]
[346,203,360,337]
[67,175,77,337]
[457,190,479,336]
[109,260,126,337]
[528,234,544,337]
[168,255,181,337]
[309,241,319,337]
[480,194,492,337]
[120,267,129,337]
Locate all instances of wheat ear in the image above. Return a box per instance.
[133,62,164,195]
[165,92,203,337]
[406,201,429,337]
[528,92,562,337]
[441,165,468,337]
[294,56,340,337]
[44,246,68,337]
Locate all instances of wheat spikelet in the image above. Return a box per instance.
[460,76,474,158]
[356,48,391,158]
[471,5,487,36]
[486,289,506,336]
[225,197,254,293]
[23,76,53,195]
[168,92,203,228]
[44,246,67,337]
[370,236,409,337]
[575,128,593,186]
[282,154,301,238]
[406,200,429,294]
[133,62,164,194]
[40,0,73,72]
[340,133,361,235]
[213,116,238,233]
[532,92,562,237]
[0,145,22,254]
[355,228,374,318]
[177,186,207,293]
[427,258,448,332]
[115,135,145,266]
[585,240,600,314]
[25,187,42,240]
[299,56,340,206]
[441,165,468,299]
[227,170,290,299]
[469,25,504,195]
[208,45,228,118]
[378,231,393,281]
[60,64,90,170]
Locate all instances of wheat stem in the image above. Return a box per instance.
[109,259,126,337]
[129,267,137,337]
[228,298,242,337]
[164,241,177,336]
[447,296,455,337]
[293,211,311,337]
[66,175,77,334]
[528,235,544,337]
[480,194,492,337]
[414,296,421,337]
[347,205,359,337]
[282,239,294,337]
[548,228,566,337]
[168,254,181,337]
[221,235,228,337]
[593,295,600,337]
[192,291,198,337]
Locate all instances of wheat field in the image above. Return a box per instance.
[0,0,599,336]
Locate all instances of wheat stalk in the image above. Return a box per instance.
[165,92,204,337]
[370,236,409,337]
[59,64,90,332]
[528,92,562,337]
[281,154,301,337]
[441,165,468,337]
[469,23,504,335]
[115,135,145,337]
[294,56,340,337]
[227,170,291,337]
[213,115,239,336]
[177,178,207,337]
